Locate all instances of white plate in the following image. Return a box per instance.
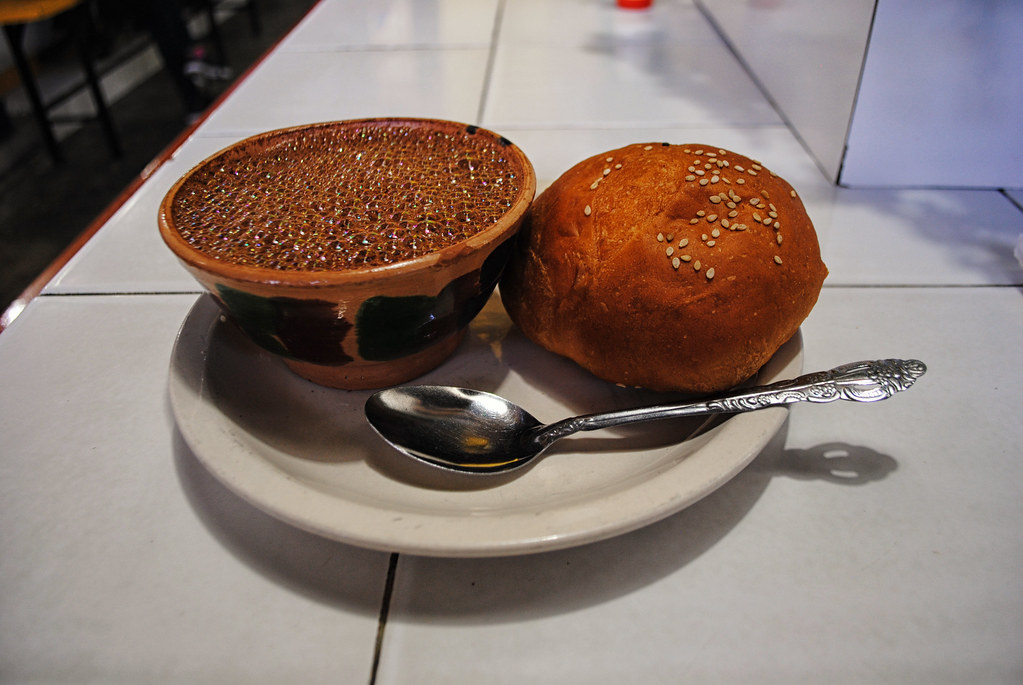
[169,294,800,557]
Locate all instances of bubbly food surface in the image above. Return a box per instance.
[169,121,525,270]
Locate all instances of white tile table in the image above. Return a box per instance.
[0,294,390,683]
[4,0,1023,682]
[377,287,1023,684]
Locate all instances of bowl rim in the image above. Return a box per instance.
[157,118,536,288]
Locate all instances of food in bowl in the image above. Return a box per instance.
[500,143,827,393]
[159,118,535,389]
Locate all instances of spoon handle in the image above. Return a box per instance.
[540,358,926,442]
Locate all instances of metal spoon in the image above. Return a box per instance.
[365,358,926,474]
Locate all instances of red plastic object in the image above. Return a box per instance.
[617,0,652,8]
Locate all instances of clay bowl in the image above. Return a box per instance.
[159,118,536,390]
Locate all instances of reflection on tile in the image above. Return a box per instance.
[814,189,1023,286]
[279,0,499,50]
[500,0,708,48]
[198,50,489,137]
[483,3,780,129]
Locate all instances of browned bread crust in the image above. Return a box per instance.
[500,143,827,392]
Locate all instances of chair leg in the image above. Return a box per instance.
[203,1,229,65]
[246,0,261,35]
[73,4,121,158]
[2,23,63,163]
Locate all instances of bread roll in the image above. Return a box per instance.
[500,143,827,393]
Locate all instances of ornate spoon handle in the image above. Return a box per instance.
[539,359,927,443]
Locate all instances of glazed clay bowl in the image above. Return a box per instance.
[159,118,536,390]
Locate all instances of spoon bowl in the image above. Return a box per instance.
[365,359,926,474]
[365,385,545,472]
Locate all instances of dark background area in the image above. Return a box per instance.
[0,0,318,317]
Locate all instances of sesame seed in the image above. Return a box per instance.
[764,217,773,226]
[711,175,720,183]
[773,222,781,230]
[699,179,709,186]
[695,149,704,155]
[706,151,717,157]
[688,166,696,172]
[644,145,653,150]
[710,196,721,204]
[719,220,728,230]
[722,177,731,184]
[748,169,758,176]
[681,254,692,262]
[696,210,706,217]
[769,203,777,211]
[706,267,715,280]
[679,238,689,247]
[707,240,716,246]
[736,178,745,184]
[666,246,674,257]
[790,189,797,198]
[689,218,700,224]
[584,205,592,216]
[693,260,702,272]
[735,165,745,172]
[702,233,709,241]
[706,214,717,223]
[769,211,778,218]
[666,233,674,241]
[761,190,771,199]
[672,256,681,269]
[752,164,762,170]
[657,232,665,242]
[686,175,696,181]
[590,181,600,190]
[726,201,736,209]
[753,212,762,222]
[615,163,622,169]
[695,169,705,176]
[603,168,611,176]
[728,210,738,218]
[774,255,783,264]
[776,234,783,244]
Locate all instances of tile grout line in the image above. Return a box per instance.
[475,0,507,125]
[368,552,400,685]
[1001,189,1023,213]
[37,290,205,298]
